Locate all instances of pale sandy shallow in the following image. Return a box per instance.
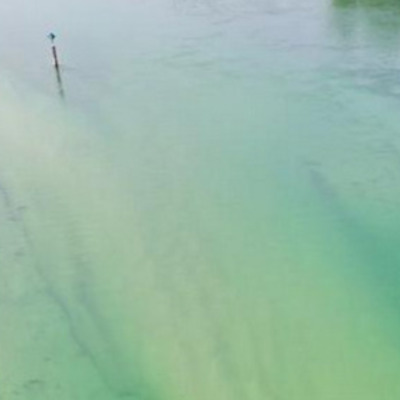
[1,0,400,399]
[1,71,400,399]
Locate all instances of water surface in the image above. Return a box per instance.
[1,0,400,399]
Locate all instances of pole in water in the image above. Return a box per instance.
[48,32,60,69]
[48,32,65,99]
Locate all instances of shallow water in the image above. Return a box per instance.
[1,0,400,399]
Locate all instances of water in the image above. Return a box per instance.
[1,0,400,398]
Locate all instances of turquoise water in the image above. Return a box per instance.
[1,0,400,398]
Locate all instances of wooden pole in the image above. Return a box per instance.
[48,32,60,69]
[55,61,65,99]
[48,33,65,99]
[52,44,60,69]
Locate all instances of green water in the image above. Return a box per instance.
[1,0,400,398]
